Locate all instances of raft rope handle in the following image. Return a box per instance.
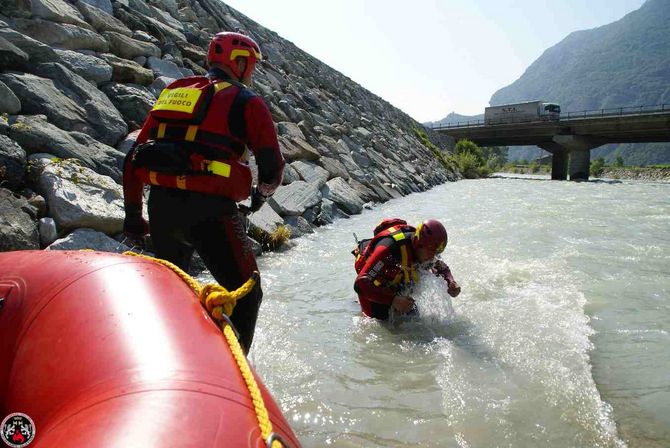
[123,252,285,448]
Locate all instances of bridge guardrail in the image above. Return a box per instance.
[428,103,669,130]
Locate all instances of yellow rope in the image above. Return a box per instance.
[123,252,283,448]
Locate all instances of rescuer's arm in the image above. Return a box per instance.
[244,96,285,198]
[433,259,461,297]
[354,240,404,306]
[122,119,152,240]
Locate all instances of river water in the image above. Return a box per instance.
[226,174,669,447]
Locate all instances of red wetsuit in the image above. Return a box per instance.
[354,232,457,319]
[122,68,284,353]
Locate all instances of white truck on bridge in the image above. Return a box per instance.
[485,101,561,124]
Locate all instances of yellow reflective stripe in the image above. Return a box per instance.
[185,125,198,142]
[391,231,405,242]
[176,175,186,189]
[207,160,231,177]
[157,123,167,138]
[214,81,232,93]
[149,171,159,185]
[230,49,250,60]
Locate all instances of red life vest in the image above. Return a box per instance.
[353,218,418,286]
[131,76,253,202]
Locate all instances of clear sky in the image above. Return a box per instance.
[223,0,647,122]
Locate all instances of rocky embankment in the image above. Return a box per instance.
[599,167,670,182]
[0,0,458,256]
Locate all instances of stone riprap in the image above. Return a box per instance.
[0,0,458,254]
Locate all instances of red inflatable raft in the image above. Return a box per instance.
[0,250,300,447]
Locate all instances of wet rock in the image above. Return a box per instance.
[46,228,130,252]
[320,177,364,215]
[0,134,26,189]
[268,181,322,216]
[148,76,174,97]
[284,215,313,238]
[248,202,284,235]
[317,198,349,225]
[290,160,329,188]
[0,187,39,250]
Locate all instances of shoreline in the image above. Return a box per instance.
[494,166,670,182]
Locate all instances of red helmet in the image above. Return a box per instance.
[207,32,262,80]
[413,219,448,258]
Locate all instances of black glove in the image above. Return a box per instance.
[250,186,267,212]
[124,209,149,239]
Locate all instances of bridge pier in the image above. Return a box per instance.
[540,136,600,181]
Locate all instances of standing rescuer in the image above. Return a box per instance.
[353,218,461,319]
[122,31,285,353]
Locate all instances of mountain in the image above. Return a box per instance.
[425,112,484,128]
[490,0,670,164]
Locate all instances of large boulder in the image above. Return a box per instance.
[76,1,132,36]
[29,0,90,28]
[290,160,329,188]
[54,49,112,85]
[103,31,161,60]
[9,115,124,182]
[248,202,284,235]
[31,157,125,234]
[316,156,350,180]
[268,181,322,216]
[278,136,321,162]
[46,228,130,252]
[0,134,26,189]
[0,64,127,146]
[99,53,154,85]
[12,18,108,52]
[0,80,21,114]
[0,187,39,250]
[146,56,183,79]
[78,0,114,15]
[0,36,29,70]
[99,82,155,127]
[320,177,364,215]
[0,28,61,65]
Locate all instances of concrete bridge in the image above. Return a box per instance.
[429,105,670,180]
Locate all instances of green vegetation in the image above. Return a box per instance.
[590,157,606,177]
[413,126,458,173]
[249,224,292,251]
[452,139,508,178]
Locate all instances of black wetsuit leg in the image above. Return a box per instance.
[148,186,262,353]
[191,212,262,354]
[148,186,194,270]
